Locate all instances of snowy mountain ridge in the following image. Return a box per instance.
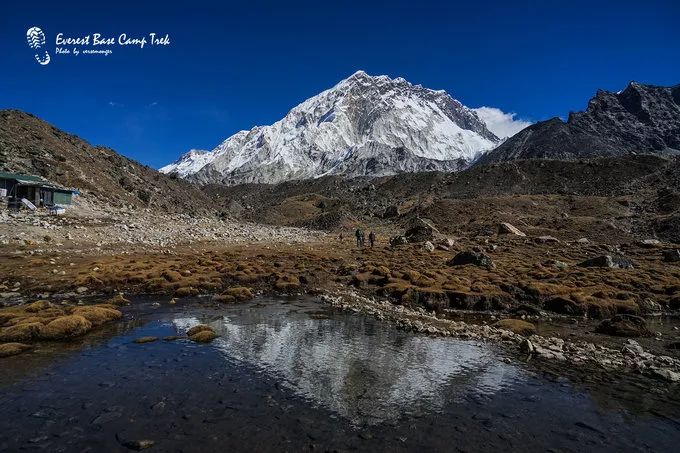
[161,71,504,185]
[159,149,212,178]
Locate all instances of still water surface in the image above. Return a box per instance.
[0,297,678,452]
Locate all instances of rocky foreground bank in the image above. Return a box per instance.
[0,201,322,250]
[322,289,680,383]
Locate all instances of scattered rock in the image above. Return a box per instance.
[520,338,535,354]
[639,239,661,248]
[215,287,253,304]
[72,306,122,326]
[107,294,131,306]
[498,222,525,237]
[186,324,214,337]
[670,297,680,310]
[0,342,32,358]
[438,237,454,249]
[41,315,92,340]
[652,369,680,382]
[578,255,634,269]
[133,336,158,344]
[638,298,662,313]
[595,315,652,337]
[494,319,537,336]
[622,339,644,355]
[174,286,198,298]
[116,435,155,451]
[533,344,567,361]
[389,236,408,247]
[511,304,542,316]
[383,205,400,218]
[189,330,218,343]
[535,235,559,244]
[24,300,56,312]
[662,249,680,262]
[447,250,494,269]
[0,322,44,342]
[423,241,435,252]
[92,410,122,424]
[404,218,440,243]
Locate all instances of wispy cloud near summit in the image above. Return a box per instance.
[473,107,532,139]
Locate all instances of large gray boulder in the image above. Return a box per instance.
[447,250,495,269]
[498,222,526,237]
[578,255,634,269]
[662,249,680,262]
[404,218,440,243]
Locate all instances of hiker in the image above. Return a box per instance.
[368,231,376,248]
[339,232,344,242]
[355,228,362,247]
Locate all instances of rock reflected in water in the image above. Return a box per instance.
[174,304,519,425]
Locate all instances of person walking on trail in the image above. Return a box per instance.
[355,229,363,247]
[368,231,376,248]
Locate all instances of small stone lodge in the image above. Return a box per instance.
[0,172,77,208]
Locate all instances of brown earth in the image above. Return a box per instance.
[1,232,678,322]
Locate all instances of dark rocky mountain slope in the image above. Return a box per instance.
[479,82,680,164]
[0,110,216,215]
[205,154,680,243]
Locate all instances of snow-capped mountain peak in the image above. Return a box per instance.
[161,71,501,185]
[159,149,213,178]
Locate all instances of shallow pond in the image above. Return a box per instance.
[1,297,679,452]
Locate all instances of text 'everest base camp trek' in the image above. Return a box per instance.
[1,69,680,451]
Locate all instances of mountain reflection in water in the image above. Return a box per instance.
[173,304,519,425]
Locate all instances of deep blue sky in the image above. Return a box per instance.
[1,0,678,168]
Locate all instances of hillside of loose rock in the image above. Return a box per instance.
[0,109,218,216]
[205,154,680,243]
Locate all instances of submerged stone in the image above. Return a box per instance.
[595,315,652,337]
[0,342,32,358]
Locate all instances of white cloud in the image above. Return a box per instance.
[472,107,532,139]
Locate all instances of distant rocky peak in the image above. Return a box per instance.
[479,81,680,164]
